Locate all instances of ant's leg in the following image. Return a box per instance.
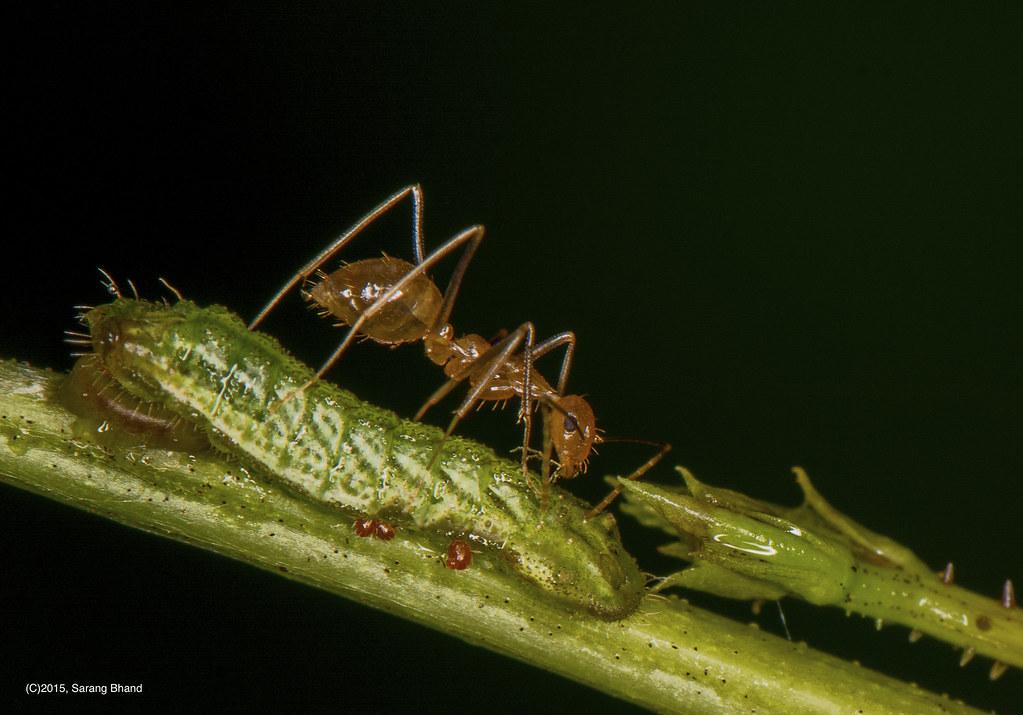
[469,321,534,476]
[431,224,484,331]
[540,408,555,486]
[531,331,576,395]
[531,331,576,482]
[536,394,572,483]
[488,328,509,343]
[537,406,555,510]
[519,323,535,475]
[415,367,470,422]
[416,321,532,422]
[421,322,536,475]
[249,184,425,330]
[585,441,672,519]
[307,225,485,385]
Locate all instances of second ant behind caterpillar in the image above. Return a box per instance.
[249,185,669,516]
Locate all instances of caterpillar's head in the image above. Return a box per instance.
[83,299,190,404]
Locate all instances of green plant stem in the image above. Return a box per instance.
[0,360,985,714]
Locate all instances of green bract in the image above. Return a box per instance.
[618,467,1023,671]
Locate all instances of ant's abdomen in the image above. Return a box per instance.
[307,257,442,344]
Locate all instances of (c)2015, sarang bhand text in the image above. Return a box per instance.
[25,682,143,695]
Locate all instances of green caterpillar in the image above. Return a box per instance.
[72,298,644,619]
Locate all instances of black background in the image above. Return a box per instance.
[3,3,1022,712]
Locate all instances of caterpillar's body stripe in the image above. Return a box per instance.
[82,299,643,618]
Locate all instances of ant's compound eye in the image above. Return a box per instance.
[563,413,578,434]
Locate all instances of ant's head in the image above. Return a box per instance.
[549,394,601,479]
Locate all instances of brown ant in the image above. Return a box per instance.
[249,185,668,512]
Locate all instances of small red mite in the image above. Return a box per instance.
[445,539,473,570]
[374,521,396,541]
[354,518,395,540]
